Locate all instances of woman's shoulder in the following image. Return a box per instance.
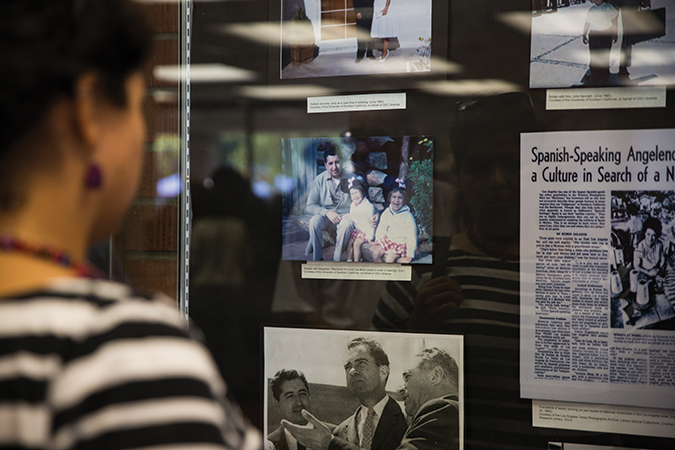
[0,277,186,340]
[0,277,257,450]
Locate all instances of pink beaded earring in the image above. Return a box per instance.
[85,163,103,189]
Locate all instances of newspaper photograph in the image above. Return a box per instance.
[264,327,463,450]
[520,128,675,410]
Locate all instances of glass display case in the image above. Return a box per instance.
[129,0,675,448]
[112,2,183,302]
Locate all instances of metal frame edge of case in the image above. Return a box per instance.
[179,0,191,327]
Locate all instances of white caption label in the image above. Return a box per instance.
[533,400,675,439]
[307,93,406,114]
[301,262,412,281]
[546,87,666,110]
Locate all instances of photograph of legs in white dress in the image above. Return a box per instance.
[281,0,432,79]
[370,0,402,62]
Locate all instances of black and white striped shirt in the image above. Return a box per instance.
[0,277,261,450]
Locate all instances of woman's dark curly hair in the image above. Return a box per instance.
[642,217,662,240]
[0,0,151,159]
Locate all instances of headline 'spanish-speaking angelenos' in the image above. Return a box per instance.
[530,145,675,184]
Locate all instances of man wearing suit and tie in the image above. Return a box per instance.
[270,369,316,450]
[283,337,407,450]
[353,0,376,62]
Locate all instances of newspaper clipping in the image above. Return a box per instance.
[520,129,675,411]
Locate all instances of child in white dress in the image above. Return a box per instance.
[344,178,376,262]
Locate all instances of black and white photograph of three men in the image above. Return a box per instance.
[265,328,463,450]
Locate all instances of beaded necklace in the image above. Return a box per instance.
[0,233,104,279]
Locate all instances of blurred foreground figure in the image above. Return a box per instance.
[373,93,616,449]
[0,1,260,449]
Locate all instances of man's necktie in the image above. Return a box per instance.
[298,444,306,450]
[361,408,376,450]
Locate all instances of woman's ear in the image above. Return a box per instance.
[72,72,104,152]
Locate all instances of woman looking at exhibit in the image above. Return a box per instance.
[0,1,258,449]
[633,217,666,279]
[371,182,417,263]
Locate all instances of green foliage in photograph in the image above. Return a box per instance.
[408,158,433,239]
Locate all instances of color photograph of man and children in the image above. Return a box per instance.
[281,136,432,263]
[610,190,675,330]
